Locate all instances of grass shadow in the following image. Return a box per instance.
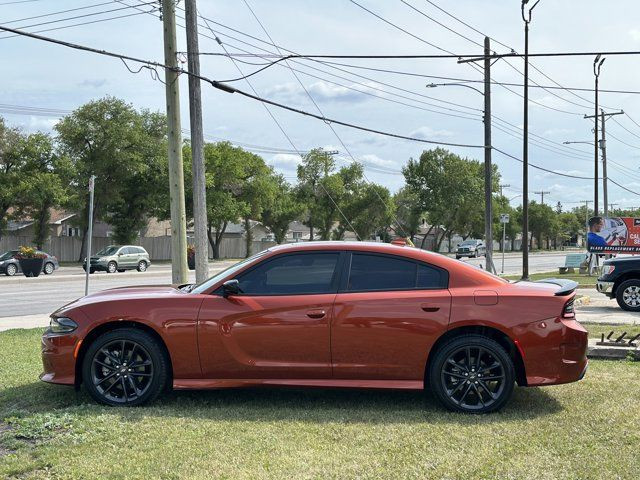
[1,380,563,426]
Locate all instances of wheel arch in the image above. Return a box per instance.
[75,320,173,389]
[612,273,640,296]
[425,325,527,387]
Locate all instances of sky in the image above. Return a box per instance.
[2,0,640,211]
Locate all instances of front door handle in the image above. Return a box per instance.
[421,304,440,312]
[306,309,326,319]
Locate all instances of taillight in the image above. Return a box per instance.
[601,265,615,276]
[562,299,575,319]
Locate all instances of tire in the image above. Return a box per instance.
[89,268,95,274]
[107,261,117,274]
[428,334,515,414]
[455,256,461,260]
[117,269,125,273]
[137,260,148,272]
[615,279,640,312]
[43,262,55,275]
[5,263,17,276]
[82,328,169,406]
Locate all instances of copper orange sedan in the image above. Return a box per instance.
[41,242,587,413]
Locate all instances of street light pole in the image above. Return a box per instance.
[521,0,540,281]
[592,55,605,216]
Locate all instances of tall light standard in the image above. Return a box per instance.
[521,0,540,281]
[592,55,605,216]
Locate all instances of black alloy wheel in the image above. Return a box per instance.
[429,335,515,413]
[82,328,168,406]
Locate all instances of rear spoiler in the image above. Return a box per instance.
[535,278,579,296]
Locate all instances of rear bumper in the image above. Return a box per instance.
[517,317,588,387]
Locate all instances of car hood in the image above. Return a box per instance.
[53,285,185,315]
[604,256,638,265]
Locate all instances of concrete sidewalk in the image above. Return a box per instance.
[0,314,49,332]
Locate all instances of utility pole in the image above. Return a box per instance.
[84,175,96,296]
[592,55,605,216]
[580,199,592,249]
[608,203,618,213]
[185,0,209,283]
[162,0,188,284]
[533,190,550,204]
[499,184,511,196]
[483,36,495,274]
[585,109,623,218]
[521,0,539,280]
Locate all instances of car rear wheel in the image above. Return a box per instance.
[137,260,148,272]
[428,335,515,413]
[43,262,55,275]
[82,328,169,406]
[616,279,640,312]
[5,263,17,276]
[107,261,117,274]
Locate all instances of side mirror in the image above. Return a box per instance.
[222,279,241,297]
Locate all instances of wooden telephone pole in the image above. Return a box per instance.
[162,0,188,283]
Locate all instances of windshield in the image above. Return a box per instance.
[0,251,17,261]
[460,241,477,246]
[95,246,120,256]
[190,249,271,294]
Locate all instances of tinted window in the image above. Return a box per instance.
[417,264,447,289]
[348,254,416,291]
[238,252,339,295]
[136,247,147,254]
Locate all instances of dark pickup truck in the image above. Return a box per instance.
[596,256,640,311]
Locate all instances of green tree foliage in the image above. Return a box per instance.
[260,174,303,244]
[55,97,167,256]
[393,187,424,242]
[0,119,24,239]
[13,133,70,248]
[528,201,556,249]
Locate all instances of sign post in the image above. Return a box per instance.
[500,213,510,274]
[84,175,96,297]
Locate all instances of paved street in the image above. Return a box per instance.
[0,260,237,318]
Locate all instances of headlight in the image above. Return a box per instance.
[49,317,78,334]
[601,265,615,276]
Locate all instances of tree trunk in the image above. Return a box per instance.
[244,217,252,258]
[419,225,435,250]
[34,201,52,249]
[435,229,448,252]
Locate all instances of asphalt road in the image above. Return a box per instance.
[0,252,570,318]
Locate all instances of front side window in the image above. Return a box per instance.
[237,252,340,295]
[347,253,448,292]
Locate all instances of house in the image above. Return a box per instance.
[7,208,113,238]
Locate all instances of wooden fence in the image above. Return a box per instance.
[0,235,277,262]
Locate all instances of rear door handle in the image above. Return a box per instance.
[421,304,440,312]
[306,309,326,319]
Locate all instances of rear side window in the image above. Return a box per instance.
[347,253,447,292]
[237,252,340,295]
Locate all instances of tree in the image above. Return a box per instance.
[393,187,423,242]
[261,174,303,244]
[0,118,24,239]
[13,133,69,248]
[55,97,167,259]
[528,201,556,250]
[296,148,337,240]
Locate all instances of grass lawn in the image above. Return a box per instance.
[582,322,640,340]
[503,271,598,287]
[1,329,639,480]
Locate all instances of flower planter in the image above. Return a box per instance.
[19,258,44,277]
[187,255,195,270]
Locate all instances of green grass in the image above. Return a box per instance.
[582,322,640,341]
[503,271,598,287]
[1,329,639,480]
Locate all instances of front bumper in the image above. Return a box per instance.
[40,331,79,385]
[596,280,614,296]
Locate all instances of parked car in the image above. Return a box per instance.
[0,249,59,276]
[42,241,587,413]
[596,256,640,311]
[82,245,150,274]
[455,239,486,259]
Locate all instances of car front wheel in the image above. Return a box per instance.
[428,334,515,413]
[82,328,169,406]
[5,263,17,276]
[616,279,640,312]
[107,261,117,274]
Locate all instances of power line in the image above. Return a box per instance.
[1,1,121,25]
[0,0,47,4]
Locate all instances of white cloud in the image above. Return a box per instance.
[360,153,397,168]
[269,153,301,169]
[629,29,640,42]
[17,116,59,132]
[408,126,455,139]
[265,81,375,104]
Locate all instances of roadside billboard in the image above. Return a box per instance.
[587,216,640,253]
